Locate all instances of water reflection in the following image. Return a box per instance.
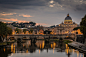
[0,40,85,57]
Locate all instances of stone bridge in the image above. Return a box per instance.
[7,34,75,41]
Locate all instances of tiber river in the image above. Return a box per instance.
[0,40,85,57]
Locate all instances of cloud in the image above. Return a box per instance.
[53,0,86,11]
[0,0,86,11]
[0,18,29,23]
[19,14,33,17]
[0,18,48,26]
[0,12,16,16]
[50,0,54,4]
[36,23,47,26]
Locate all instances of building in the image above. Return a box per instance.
[56,14,78,34]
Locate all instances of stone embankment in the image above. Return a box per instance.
[68,41,86,53]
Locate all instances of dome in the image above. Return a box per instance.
[65,14,72,20]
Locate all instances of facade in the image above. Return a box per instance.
[56,14,78,34]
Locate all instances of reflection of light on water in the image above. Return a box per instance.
[77,51,79,57]
[73,49,75,54]
[51,42,56,48]
[13,45,15,53]
[4,48,5,52]
[65,44,72,55]
[80,53,84,57]
[42,41,44,49]
[66,44,68,49]
[40,44,41,48]
[80,54,81,57]
[10,53,13,56]
[39,49,40,54]
[11,44,15,53]
[26,49,28,53]
[53,48,55,54]
[39,41,45,49]
[51,44,52,48]
[83,54,84,57]
[50,42,56,54]
[11,44,13,52]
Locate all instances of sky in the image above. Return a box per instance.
[0,0,86,26]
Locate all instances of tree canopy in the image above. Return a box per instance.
[7,27,12,35]
[0,22,7,37]
[15,28,19,34]
[73,27,80,30]
[23,29,27,34]
[80,15,86,38]
[29,21,36,26]
[0,22,12,42]
[29,28,33,34]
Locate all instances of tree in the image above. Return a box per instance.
[15,28,19,34]
[0,22,7,42]
[29,28,33,34]
[23,29,27,34]
[73,27,80,30]
[80,15,86,43]
[7,27,12,35]
[29,22,36,26]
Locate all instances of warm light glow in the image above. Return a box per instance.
[11,44,14,52]
[39,49,40,54]
[83,54,84,57]
[26,49,28,53]
[51,44,52,48]
[66,44,68,49]
[13,46,15,53]
[53,48,55,54]
[73,49,75,54]
[76,51,79,57]
[42,41,45,49]
[39,29,44,34]
[51,42,56,48]
[4,48,5,52]
[12,30,15,35]
[39,41,45,49]
[65,44,72,54]
[40,44,41,48]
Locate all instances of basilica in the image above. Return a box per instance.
[56,14,78,34]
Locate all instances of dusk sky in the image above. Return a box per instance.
[0,0,86,26]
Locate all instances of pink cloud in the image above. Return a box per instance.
[0,18,29,23]
[19,14,33,17]
[0,13,16,16]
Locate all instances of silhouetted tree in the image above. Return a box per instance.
[29,28,33,34]
[15,28,19,34]
[29,22,36,26]
[0,22,7,42]
[7,27,12,35]
[23,29,27,34]
[80,15,86,43]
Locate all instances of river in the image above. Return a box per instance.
[0,40,85,57]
